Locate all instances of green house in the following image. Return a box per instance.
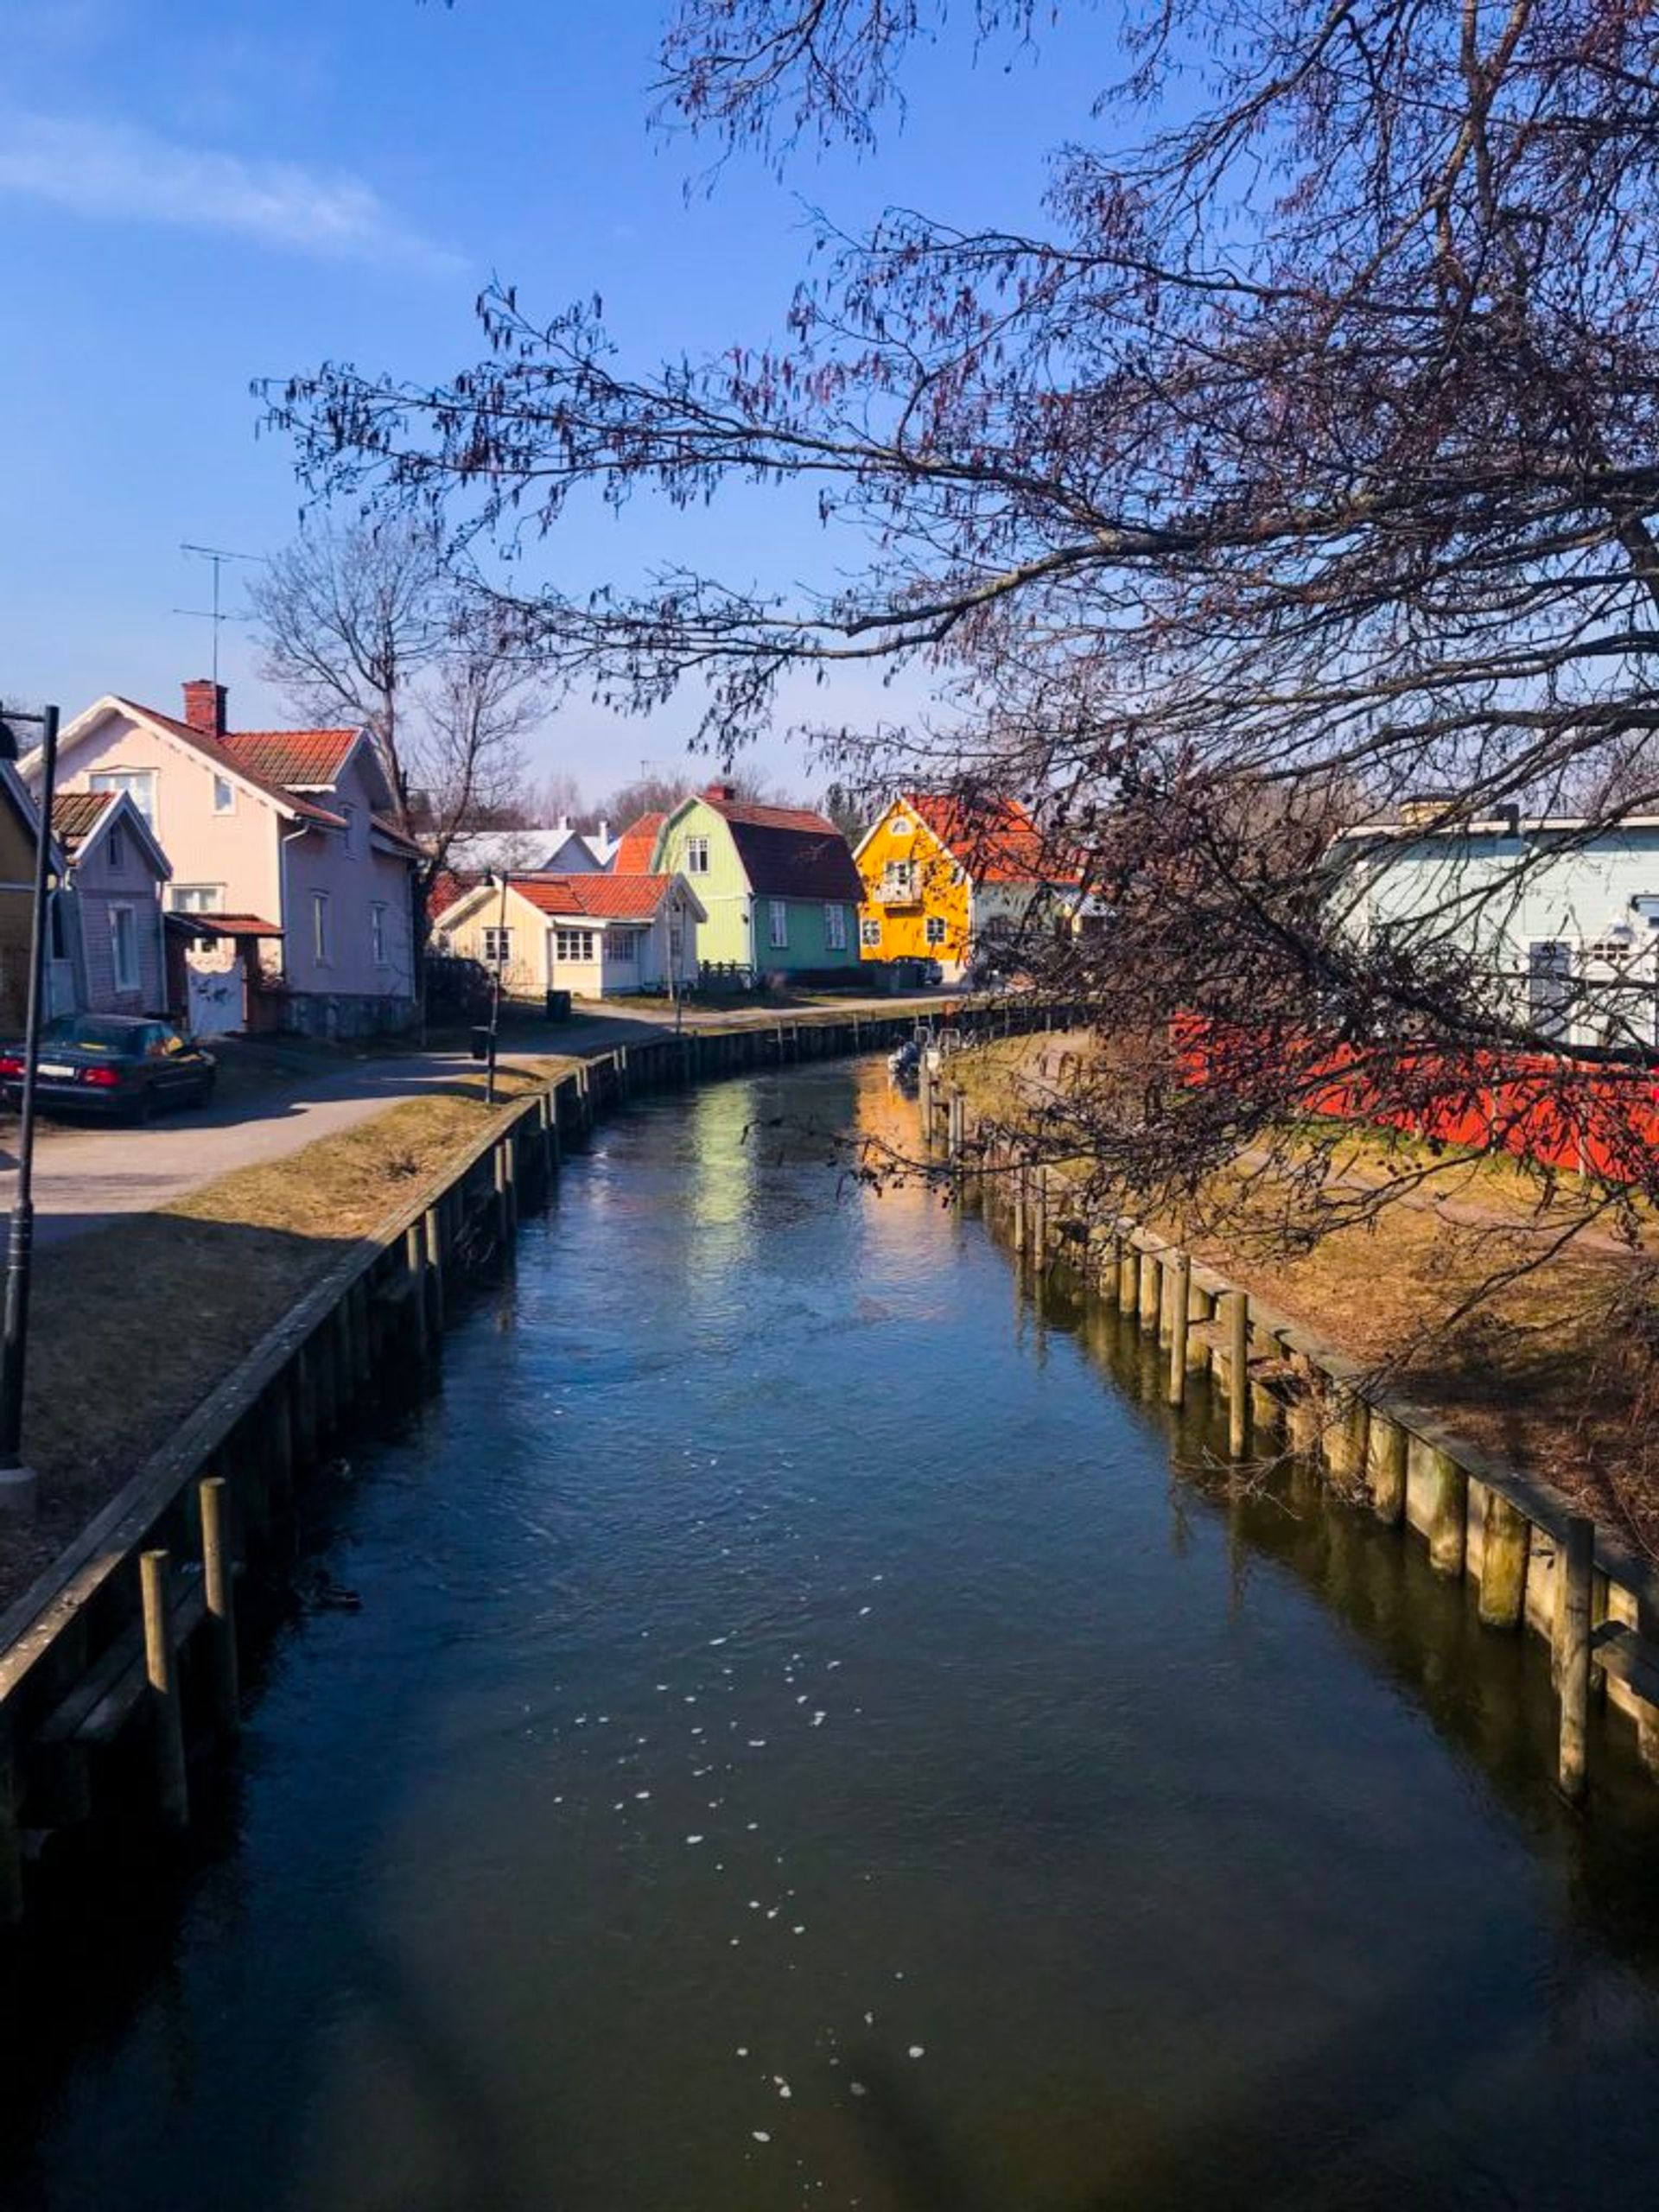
[635,784,865,978]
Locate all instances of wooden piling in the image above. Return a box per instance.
[1478,1490,1530,1630]
[1224,1291,1249,1459]
[1366,1413,1408,1526]
[140,1550,189,1834]
[1118,1237,1140,1312]
[1138,1246,1161,1331]
[1557,1515,1595,1802]
[1166,1252,1192,1408]
[200,1478,239,1739]
[1031,1166,1049,1268]
[1423,1442,1468,1578]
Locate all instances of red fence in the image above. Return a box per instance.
[1176,1019,1659,1185]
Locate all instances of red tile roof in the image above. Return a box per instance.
[172,912,284,939]
[115,698,347,828]
[614,811,664,873]
[908,793,1079,886]
[52,790,117,852]
[699,790,864,902]
[510,873,676,919]
[225,729,359,788]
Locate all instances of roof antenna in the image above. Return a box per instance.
[175,543,264,683]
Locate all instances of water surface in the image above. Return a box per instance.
[7,1060,1659,2211]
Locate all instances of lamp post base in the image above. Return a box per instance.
[0,1465,38,1519]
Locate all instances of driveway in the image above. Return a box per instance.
[0,995,953,1249]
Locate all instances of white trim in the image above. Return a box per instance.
[49,696,297,821]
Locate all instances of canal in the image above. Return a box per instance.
[8,1058,1659,2210]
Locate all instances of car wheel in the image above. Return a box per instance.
[136,1084,158,1125]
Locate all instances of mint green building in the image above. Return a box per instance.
[645,784,865,978]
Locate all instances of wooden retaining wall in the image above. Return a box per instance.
[924,1047,1659,1812]
[0,999,1059,1925]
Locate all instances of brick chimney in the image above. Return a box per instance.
[705,780,738,803]
[182,679,227,741]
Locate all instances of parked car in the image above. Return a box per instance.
[0,1015,216,1120]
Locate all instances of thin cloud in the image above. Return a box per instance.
[0,111,460,270]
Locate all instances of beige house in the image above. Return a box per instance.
[435,873,705,999]
[41,681,423,1038]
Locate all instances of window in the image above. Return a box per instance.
[370,901,388,966]
[669,914,684,959]
[89,769,156,825]
[890,814,912,837]
[312,892,331,966]
[1528,940,1573,1039]
[171,885,224,913]
[768,899,789,949]
[824,902,847,950]
[860,917,882,948]
[341,803,359,858]
[609,928,642,961]
[925,914,947,946]
[555,927,597,962]
[482,925,513,966]
[107,825,125,871]
[880,859,917,899]
[685,835,710,875]
[109,905,139,992]
[213,774,235,816]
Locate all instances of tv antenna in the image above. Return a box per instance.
[175,542,264,683]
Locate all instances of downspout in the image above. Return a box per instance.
[279,819,308,1033]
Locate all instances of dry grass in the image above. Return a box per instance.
[952,1033,1659,1556]
[0,1058,566,1607]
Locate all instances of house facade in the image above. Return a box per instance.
[855,793,1077,980]
[643,785,864,978]
[51,790,170,1017]
[1335,811,1659,1047]
[42,682,423,1038]
[433,873,705,999]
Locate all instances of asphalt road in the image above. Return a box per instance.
[0,995,950,1249]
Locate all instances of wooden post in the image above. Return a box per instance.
[1366,1413,1408,1526]
[1031,1166,1048,1268]
[1138,1246,1161,1331]
[1557,1515,1595,1803]
[1013,1158,1028,1257]
[1224,1290,1249,1459]
[200,1478,240,1739]
[352,1278,373,1387]
[1118,1239,1140,1312]
[1478,1490,1530,1630]
[1424,1444,1468,1578]
[0,1705,22,1928]
[140,1550,189,1834]
[1166,1252,1192,1407]
[423,1204,445,1332]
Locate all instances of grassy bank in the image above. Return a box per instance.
[0,1059,563,1606]
[951,1034,1659,1558]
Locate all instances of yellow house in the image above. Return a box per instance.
[854,793,1075,980]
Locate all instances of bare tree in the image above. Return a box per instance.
[262,0,1659,1335]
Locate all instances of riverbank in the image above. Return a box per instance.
[949,1032,1659,1560]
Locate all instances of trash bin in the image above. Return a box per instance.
[545,989,572,1022]
[469,1025,493,1062]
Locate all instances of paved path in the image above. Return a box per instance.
[0,996,950,1249]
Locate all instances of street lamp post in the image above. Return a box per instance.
[0,702,59,1517]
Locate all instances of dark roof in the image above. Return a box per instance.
[703,793,863,902]
[51,791,117,851]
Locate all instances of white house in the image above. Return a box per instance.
[433,872,705,998]
[444,817,619,877]
[1334,807,1659,1046]
[40,681,423,1038]
[50,790,171,1017]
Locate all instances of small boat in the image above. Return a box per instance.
[887,1037,922,1087]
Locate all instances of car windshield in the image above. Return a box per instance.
[39,1018,144,1057]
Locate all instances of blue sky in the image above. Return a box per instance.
[0,0,1113,799]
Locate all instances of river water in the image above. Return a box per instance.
[8,1059,1659,2211]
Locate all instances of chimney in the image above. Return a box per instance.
[598,817,610,843]
[182,679,227,741]
[558,813,572,833]
[705,781,738,804]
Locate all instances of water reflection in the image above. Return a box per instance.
[6,1060,1659,2212]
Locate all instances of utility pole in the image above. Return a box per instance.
[0,702,59,1516]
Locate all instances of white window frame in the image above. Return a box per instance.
[823,902,847,950]
[685,835,710,875]
[890,814,912,837]
[89,769,156,826]
[925,914,947,946]
[860,916,882,949]
[881,859,917,899]
[312,891,331,967]
[768,899,789,950]
[609,927,642,962]
[554,926,597,963]
[171,885,225,914]
[212,774,236,816]
[370,901,388,966]
[482,925,513,967]
[109,903,139,992]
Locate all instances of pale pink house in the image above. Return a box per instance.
[42,682,423,1037]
